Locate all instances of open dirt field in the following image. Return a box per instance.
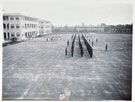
[2,33,132,101]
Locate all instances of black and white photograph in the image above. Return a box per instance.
[1,0,134,101]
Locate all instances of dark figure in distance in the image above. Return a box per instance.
[96,38,98,43]
[67,40,69,46]
[65,48,67,56]
[105,44,108,51]
[92,41,94,46]
[81,49,83,57]
[71,35,73,39]
[89,39,90,43]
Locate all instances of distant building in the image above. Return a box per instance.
[76,26,104,33]
[104,25,132,34]
[3,13,52,42]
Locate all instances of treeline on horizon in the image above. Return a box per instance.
[51,23,133,34]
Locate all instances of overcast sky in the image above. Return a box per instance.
[2,0,133,26]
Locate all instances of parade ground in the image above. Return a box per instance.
[2,33,132,101]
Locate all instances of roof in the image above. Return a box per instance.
[3,13,50,22]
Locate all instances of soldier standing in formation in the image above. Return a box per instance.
[105,44,108,51]
[92,41,94,46]
[65,48,67,56]
[67,40,69,46]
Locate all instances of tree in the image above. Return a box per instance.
[101,23,106,26]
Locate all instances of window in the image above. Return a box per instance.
[7,24,9,29]
[16,33,20,36]
[11,24,14,29]
[3,16,6,20]
[3,23,6,29]
[16,25,19,28]
[8,33,10,39]
[11,33,15,37]
[4,32,6,40]
[16,17,19,20]
[10,17,14,20]
[25,32,27,37]
[3,16,8,20]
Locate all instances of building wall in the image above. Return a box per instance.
[3,13,52,42]
[21,16,39,39]
[39,20,52,35]
[3,15,21,41]
[44,21,52,34]
[39,20,44,35]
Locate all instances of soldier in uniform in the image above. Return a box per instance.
[105,44,108,51]
[65,47,67,56]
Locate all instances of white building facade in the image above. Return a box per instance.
[3,13,52,42]
[39,20,52,36]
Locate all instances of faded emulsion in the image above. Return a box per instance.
[2,0,132,101]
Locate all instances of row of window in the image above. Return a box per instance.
[79,28,104,30]
[3,23,19,29]
[4,31,38,40]
[39,26,44,28]
[3,16,19,20]
[4,32,20,40]
[3,23,50,30]
[3,16,51,25]
[39,31,44,33]
[25,31,37,37]
[39,21,50,24]
[3,16,39,21]
[109,29,131,32]
[39,25,50,28]
[25,24,38,28]
[3,23,39,29]
[45,25,50,28]
[87,30,104,32]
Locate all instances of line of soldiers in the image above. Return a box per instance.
[65,36,108,56]
[65,40,69,56]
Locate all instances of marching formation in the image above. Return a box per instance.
[65,33,108,58]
